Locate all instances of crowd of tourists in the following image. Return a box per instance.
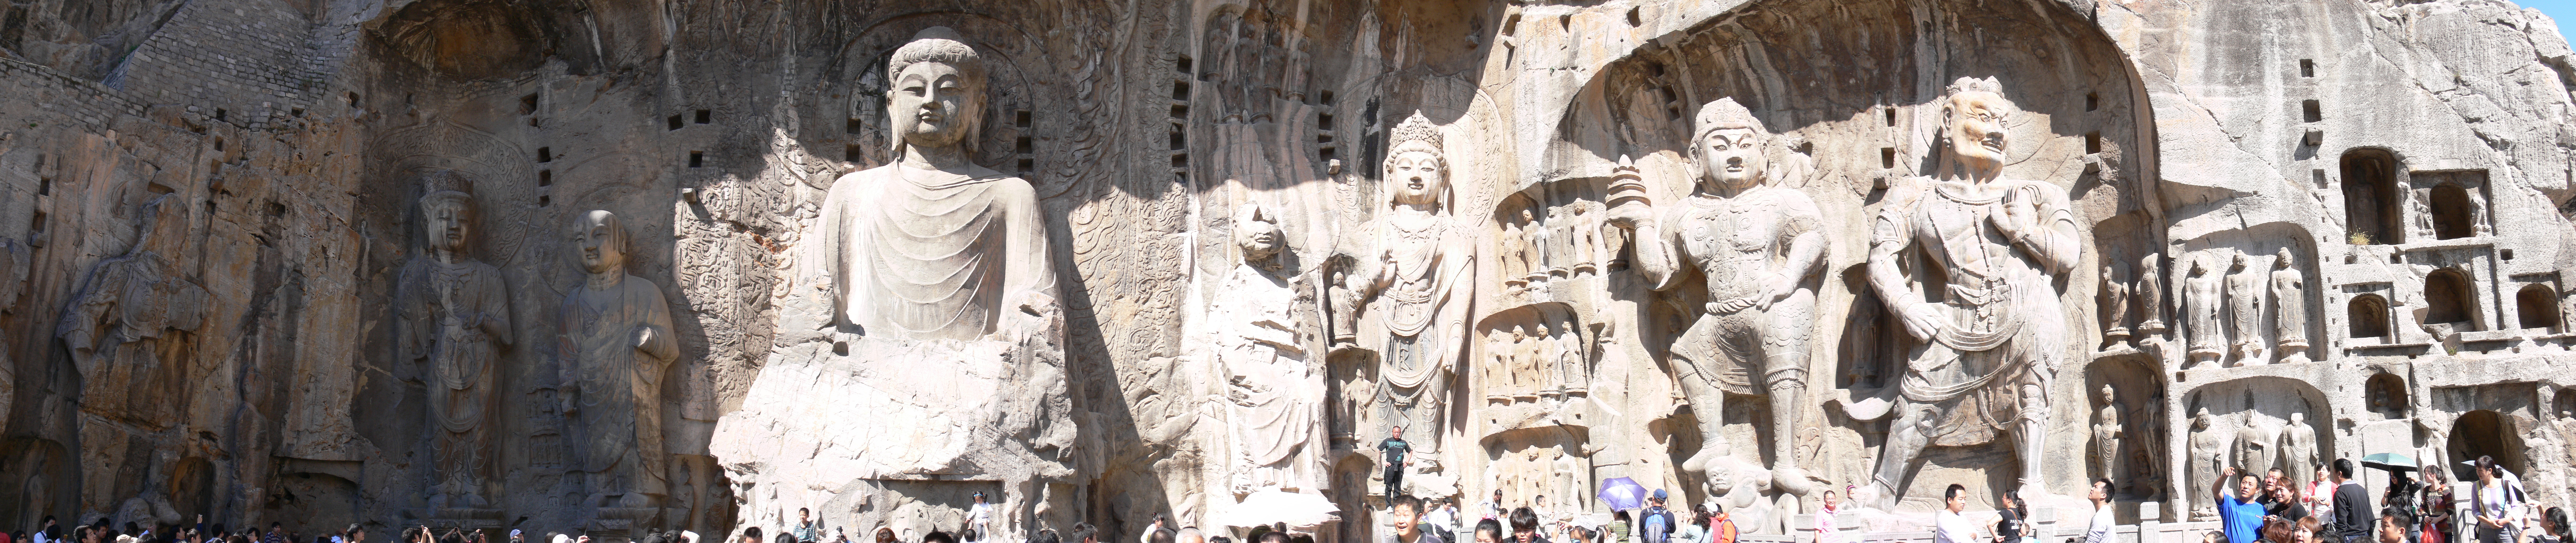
[0,518,405,543]
[19,454,2571,543]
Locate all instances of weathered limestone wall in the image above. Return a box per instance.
[0,0,2568,541]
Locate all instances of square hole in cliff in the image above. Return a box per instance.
[1175,55,1192,74]
[1881,147,1896,169]
[2085,132,2101,154]
[846,144,863,162]
[668,115,684,130]
[689,151,704,168]
[2301,59,2315,77]
[847,118,863,134]
[695,110,711,124]
[536,147,551,163]
[538,170,551,187]
[2303,100,2322,123]
[520,93,540,115]
[2085,93,2099,112]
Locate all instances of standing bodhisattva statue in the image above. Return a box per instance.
[814,26,1058,343]
[1608,97,1827,495]
[1857,77,2080,507]
[1355,111,1474,459]
[399,178,513,510]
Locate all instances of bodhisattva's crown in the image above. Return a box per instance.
[1389,111,1443,154]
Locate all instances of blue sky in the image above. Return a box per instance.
[2529,0,2576,49]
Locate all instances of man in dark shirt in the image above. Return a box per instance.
[2333,458,2372,543]
[1380,427,1413,498]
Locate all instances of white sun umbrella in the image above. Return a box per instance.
[1218,488,1343,529]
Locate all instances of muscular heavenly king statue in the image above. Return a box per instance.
[1859,77,2080,506]
[1609,97,1826,495]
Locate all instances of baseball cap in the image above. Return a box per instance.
[1651,489,1667,500]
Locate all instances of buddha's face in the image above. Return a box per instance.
[574,211,625,275]
[424,200,471,254]
[891,61,979,151]
[1943,91,2009,170]
[1696,128,1766,191]
[1388,150,1448,206]
[1239,219,1283,262]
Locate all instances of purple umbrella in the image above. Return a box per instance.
[1597,477,1647,511]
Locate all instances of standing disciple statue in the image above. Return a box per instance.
[1607,97,1827,495]
[2094,384,2124,482]
[1854,77,2080,506]
[2269,248,2310,362]
[2225,252,2263,364]
[1211,203,1322,494]
[813,26,1058,343]
[2279,411,2318,485]
[2138,253,2168,335]
[1356,111,1475,459]
[2103,251,2133,345]
[399,179,513,510]
[2184,255,2225,367]
[2189,408,2226,521]
[558,210,681,514]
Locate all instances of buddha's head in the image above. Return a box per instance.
[887,27,988,157]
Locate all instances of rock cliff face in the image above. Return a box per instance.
[0,0,2572,540]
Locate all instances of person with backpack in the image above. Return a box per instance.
[1643,490,1673,543]
[1707,504,1737,543]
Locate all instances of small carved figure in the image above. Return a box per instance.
[2226,252,2264,364]
[1488,327,1519,402]
[2184,255,2226,366]
[1502,213,1531,288]
[2103,255,2133,344]
[1571,201,1607,275]
[2270,248,2310,361]
[1525,204,1545,280]
[558,210,681,513]
[2138,252,2169,334]
[2188,409,2226,521]
[1514,321,1544,399]
[2232,410,2274,475]
[2279,411,2319,485]
[1553,322,1583,395]
[1854,77,2079,504]
[1543,206,1569,278]
[1552,448,1586,513]
[2094,384,2125,481]
[1609,97,1829,496]
[399,183,514,509]
[1518,208,1545,285]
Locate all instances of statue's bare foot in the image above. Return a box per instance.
[1681,444,1727,474]
[1771,466,1817,496]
